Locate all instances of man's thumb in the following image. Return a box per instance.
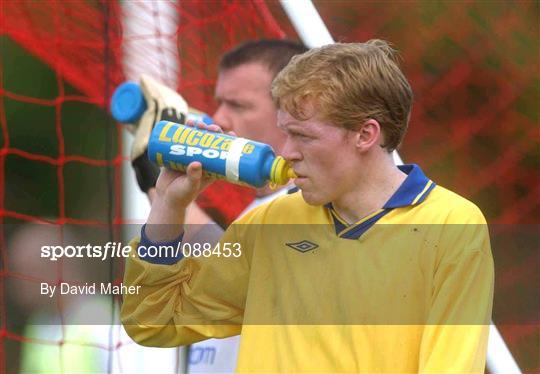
[186,162,203,190]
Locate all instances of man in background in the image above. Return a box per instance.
[143,39,307,202]
[212,40,305,196]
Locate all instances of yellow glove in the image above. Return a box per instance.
[111,75,189,192]
[130,74,189,162]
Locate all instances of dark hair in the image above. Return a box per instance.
[219,39,308,78]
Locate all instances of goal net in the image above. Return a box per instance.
[1,0,537,372]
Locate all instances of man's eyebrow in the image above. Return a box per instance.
[280,123,309,133]
[278,120,300,129]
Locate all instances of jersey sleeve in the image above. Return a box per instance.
[419,205,494,373]
[120,223,250,348]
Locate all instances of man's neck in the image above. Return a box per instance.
[331,158,407,224]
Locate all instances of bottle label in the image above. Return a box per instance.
[148,121,273,187]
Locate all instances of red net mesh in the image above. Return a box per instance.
[1,0,538,372]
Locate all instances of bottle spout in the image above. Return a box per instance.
[287,168,297,179]
[270,156,295,185]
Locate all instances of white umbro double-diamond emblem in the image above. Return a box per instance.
[285,240,319,253]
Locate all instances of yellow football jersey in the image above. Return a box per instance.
[122,164,494,372]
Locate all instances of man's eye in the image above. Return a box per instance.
[228,102,246,110]
[291,132,309,139]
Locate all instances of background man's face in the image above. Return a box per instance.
[213,62,286,153]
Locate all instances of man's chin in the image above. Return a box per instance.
[300,189,327,206]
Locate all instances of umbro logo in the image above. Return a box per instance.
[286,240,319,253]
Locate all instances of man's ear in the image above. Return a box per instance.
[354,119,381,152]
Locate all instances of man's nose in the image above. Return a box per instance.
[212,105,232,132]
[281,137,301,163]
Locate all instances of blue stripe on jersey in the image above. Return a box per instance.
[340,209,392,239]
[327,164,436,239]
[330,211,348,234]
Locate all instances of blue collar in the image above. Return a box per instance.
[327,164,435,239]
[383,164,435,208]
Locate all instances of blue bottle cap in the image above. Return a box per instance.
[199,113,214,125]
[187,112,214,125]
[110,82,147,123]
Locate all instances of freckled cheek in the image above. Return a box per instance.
[308,165,335,190]
[320,158,338,177]
[319,161,345,189]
